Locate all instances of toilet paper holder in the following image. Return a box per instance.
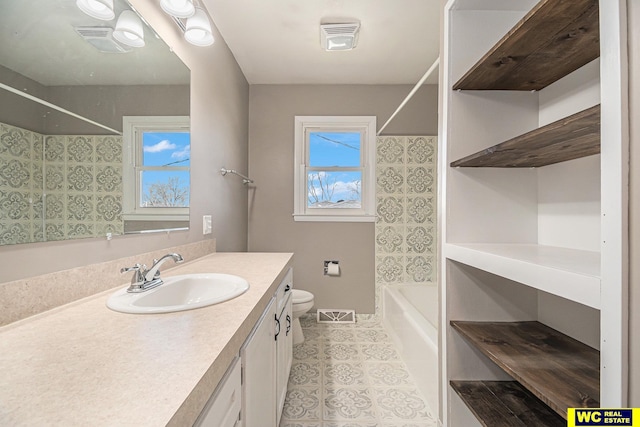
[324,260,339,275]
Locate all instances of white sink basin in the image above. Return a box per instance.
[107,273,250,314]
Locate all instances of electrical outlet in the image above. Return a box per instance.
[203,215,212,235]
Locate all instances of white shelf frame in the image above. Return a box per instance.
[598,0,629,407]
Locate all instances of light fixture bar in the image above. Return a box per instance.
[170,16,187,32]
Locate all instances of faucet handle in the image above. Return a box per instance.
[121,263,146,284]
[120,263,140,273]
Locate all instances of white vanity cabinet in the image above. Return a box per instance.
[241,297,277,427]
[194,357,242,427]
[241,268,293,427]
[275,269,293,425]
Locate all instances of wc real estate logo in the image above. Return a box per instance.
[568,409,640,426]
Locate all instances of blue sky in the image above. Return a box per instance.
[140,132,190,206]
[307,132,362,205]
[143,132,191,166]
[309,132,360,167]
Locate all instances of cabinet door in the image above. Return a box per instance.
[241,297,276,427]
[284,291,293,376]
[276,292,293,425]
[194,357,241,427]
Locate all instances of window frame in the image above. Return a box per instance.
[122,116,190,221]
[293,116,376,222]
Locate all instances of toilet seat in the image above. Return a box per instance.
[292,289,314,304]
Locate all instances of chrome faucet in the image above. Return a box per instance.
[121,253,184,293]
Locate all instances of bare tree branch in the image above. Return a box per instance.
[308,172,338,205]
[143,176,189,207]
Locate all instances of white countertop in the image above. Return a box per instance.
[0,252,293,426]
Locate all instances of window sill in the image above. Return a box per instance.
[293,214,376,223]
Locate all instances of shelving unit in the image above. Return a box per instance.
[441,0,628,425]
[450,105,600,168]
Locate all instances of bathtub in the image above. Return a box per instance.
[382,284,439,419]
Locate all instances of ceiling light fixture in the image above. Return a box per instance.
[160,0,195,19]
[76,0,115,21]
[320,23,360,51]
[113,10,145,48]
[184,7,214,46]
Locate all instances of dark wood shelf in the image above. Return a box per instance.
[450,321,599,419]
[451,381,566,426]
[453,0,599,91]
[450,105,600,168]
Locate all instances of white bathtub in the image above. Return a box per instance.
[382,284,439,419]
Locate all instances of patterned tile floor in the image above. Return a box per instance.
[280,315,438,427]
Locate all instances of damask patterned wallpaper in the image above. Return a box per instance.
[0,122,123,245]
[374,136,437,312]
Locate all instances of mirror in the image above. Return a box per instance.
[0,0,191,246]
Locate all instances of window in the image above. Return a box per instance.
[122,116,190,221]
[294,116,376,222]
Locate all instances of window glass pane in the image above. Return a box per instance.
[309,132,360,167]
[307,171,361,208]
[142,132,190,167]
[140,171,190,207]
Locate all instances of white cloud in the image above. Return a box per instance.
[332,180,358,195]
[143,140,176,153]
[171,144,190,159]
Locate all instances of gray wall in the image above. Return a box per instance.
[47,85,189,134]
[629,0,639,406]
[247,84,438,313]
[0,66,50,134]
[0,3,249,283]
[0,66,188,135]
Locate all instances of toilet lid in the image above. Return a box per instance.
[292,289,314,304]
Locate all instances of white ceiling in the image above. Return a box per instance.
[0,0,440,87]
[203,0,441,85]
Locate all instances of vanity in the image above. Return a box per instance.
[0,252,293,426]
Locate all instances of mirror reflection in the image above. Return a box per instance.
[0,0,191,246]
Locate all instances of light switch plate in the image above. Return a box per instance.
[203,215,212,235]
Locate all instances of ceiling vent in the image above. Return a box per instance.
[320,23,360,51]
[74,26,131,53]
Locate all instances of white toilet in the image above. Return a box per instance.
[291,289,314,345]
